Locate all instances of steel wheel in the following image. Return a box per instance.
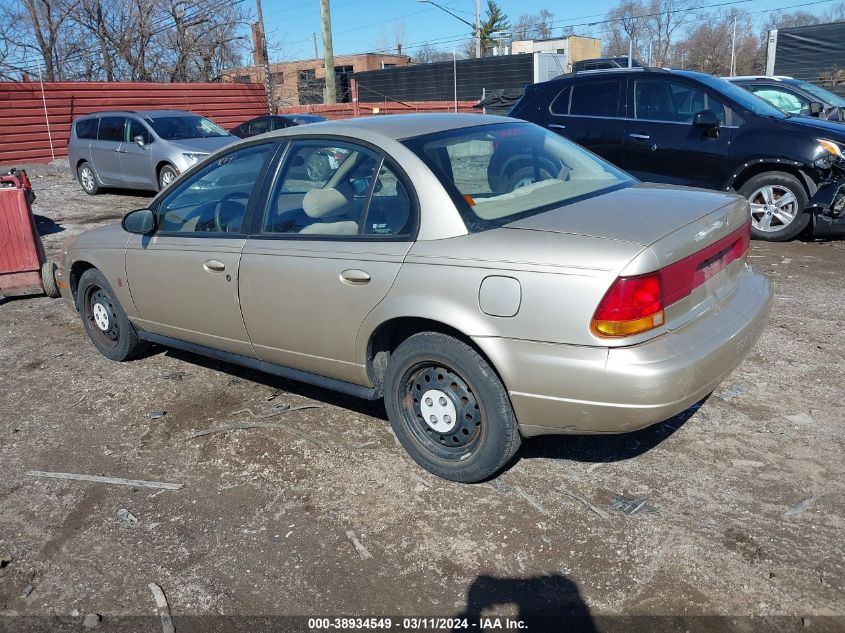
[399,362,483,460]
[84,286,120,349]
[749,184,799,233]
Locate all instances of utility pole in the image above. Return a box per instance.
[729,15,738,76]
[320,0,336,104]
[255,0,274,113]
[475,0,481,58]
[312,32,319,59]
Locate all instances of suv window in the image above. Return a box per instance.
[75,118,98,140]
[749,85,807,115]
[263,140,412,237]
[549,87,571,115]
[249,117,271,136]
[126,118,152,144]
[634,79,726,123]
[98,116,126,142]
[157,143,274,234]
[570,80,621,117]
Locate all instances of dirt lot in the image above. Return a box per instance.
[1,160,843,632]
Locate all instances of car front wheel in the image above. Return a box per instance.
[77,268,147,361]
[740,172,811,241]
[383,332,521,483]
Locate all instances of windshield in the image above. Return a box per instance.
[403,122,633,233]
[794,80,845,107]
[699,74,787,118]
[146,115,229,140]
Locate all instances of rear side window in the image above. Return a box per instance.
[98,116,126,142]
[75,118,98,140]
[549,87,571,115]
[570,81,621,117]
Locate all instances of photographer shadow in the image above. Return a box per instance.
[456,573,596,632]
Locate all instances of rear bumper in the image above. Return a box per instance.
[474,265,772,437]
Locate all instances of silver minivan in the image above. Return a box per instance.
[67,110,237,194]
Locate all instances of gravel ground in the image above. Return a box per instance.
[0,160,843,632]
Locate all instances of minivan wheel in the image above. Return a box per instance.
[739,172,811,241]
[158,165,178,191]
[506,166,554,192]
[77,268,148,361]
[78,162,100,195]
[384,332,521,483]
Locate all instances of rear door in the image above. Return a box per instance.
[239,138,415,384]
[91,116,126,184]
[547,77,627,167]
[619,76,731,188]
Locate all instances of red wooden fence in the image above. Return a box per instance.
[0,81,268,165]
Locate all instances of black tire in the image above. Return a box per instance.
[76,268,148,361]
[158,165,178,191]
[77,161,100,195]
[739,172,811,241]
[505,166,555,193]
[384,332,521,483]
[41,260,60,298]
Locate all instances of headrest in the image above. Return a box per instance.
[302,187,349,219]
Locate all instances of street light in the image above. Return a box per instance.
[418,0,481,58]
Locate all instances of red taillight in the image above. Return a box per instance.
[591,272,665,338]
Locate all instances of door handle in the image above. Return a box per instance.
[203,259,226,273]
[548,123,566,130]
[340,269,371,285]
[629,133,650,140]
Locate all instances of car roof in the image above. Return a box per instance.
[76,109,198,119]
[726,75,796,82]
[260,113,515,141]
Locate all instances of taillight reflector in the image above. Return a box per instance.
[591,272,665,338]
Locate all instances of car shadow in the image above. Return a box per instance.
[455,573,596,631]
[147,345,702,464]
[34,214,65,235]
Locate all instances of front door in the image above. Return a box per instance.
[91,115,126,185]
[239,139,415,384]
[120,117,156,188]
[619,77,731,189]
[125,142,277,356]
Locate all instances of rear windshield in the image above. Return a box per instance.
[403,122,632,233]
[145,115,229,140]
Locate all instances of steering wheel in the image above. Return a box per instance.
[214,191,250,232]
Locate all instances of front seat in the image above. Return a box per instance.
[299,187,359,235]
[637,83,675,120]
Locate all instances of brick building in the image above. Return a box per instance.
[221,53,411,107]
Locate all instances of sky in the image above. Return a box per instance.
[260,0,843,61]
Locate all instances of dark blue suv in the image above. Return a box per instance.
[509,67,845,240]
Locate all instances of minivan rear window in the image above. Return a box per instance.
[570,81,621,117]
[75,118,98,140]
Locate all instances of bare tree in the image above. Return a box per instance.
[645,0,697,66]
[604,0,648,59]
[413,43,455,63]
[371,20,407,55]
[512,9,553,41]
[22,0,80,79]
[679,10,760,75]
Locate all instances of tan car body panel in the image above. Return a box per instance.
[60,114,773,438]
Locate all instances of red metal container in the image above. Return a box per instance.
[0,171,58,297]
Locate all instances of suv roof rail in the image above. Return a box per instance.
[570,66,668,77]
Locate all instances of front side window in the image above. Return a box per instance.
[750,85,807,115]
[146,115,229,140]
[403,122,632,233]
[634,79,726,123]
[156,143,274,234]
[263,140,412,237]
[98,116,126,142]
[75,118,98,140]
[569,80,621,117]
[126,118,152,144]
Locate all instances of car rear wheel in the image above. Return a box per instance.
[383,332,521,483]
[739,172,811,241]
[158,165,178,191]
[77,268,148,361]
[506,166,555,192]
[78,162,100,195]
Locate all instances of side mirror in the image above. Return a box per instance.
[809,101,823,116]
[133,134,146,147]
[122,208,156,235]
[693,109,720,137]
